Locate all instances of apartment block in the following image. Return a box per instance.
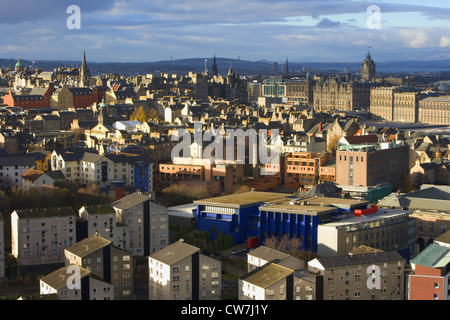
[308,248,406,300]
[40,264,114,300]
[11,207,76,266]
[78,204,117,243]
[409,243,450,300]
[0,213,4,278]
[0,154,36,189]
[336,142,409,190]
[241,247,319,300]
[112,192,168,255]
[148,239,221,300]
[240,262,294,300]
[64,234,133,300]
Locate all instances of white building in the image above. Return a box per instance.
[0,154,36,189]
[21,168,54,190]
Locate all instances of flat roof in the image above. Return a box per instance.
[319,208,411,229]
[260,197,369,216]
[194,191,291,209]
[260,202,337,216]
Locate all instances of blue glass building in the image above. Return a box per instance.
[194,191,370,252]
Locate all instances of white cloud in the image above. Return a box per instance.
[439,36,450,48]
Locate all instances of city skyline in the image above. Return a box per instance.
[1,0,450,64]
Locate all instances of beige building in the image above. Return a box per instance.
[313,76,371,113]
[0,213,4,278]
[370,86,395,121]
[307,247,406,300]
[112,192,168,256]
[11,207,76,266]
[285,79,314,105]
[418,96,450,125]
[370,87,420,122]
[148,239,221,300]
[40,264,114,300]
[240,262,294,300]
[242,246,319,300]
[64,234,133,299]
[78,204,117,243]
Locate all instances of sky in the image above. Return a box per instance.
[1,0,449,64]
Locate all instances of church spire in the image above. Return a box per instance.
[284,58,289,78]
[79,50,90,87]
[211,54,218,76]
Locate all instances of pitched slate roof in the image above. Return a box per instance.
[40,265,90,290]
[150,239,199,265]
[65,234,111,257]
[111,192,150,210]
[314,250,404,268]
[240,262,294,288]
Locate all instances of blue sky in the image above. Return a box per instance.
[1,0,449,63]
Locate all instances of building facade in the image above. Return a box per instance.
[112,192,168,256]
[11,207,76,266]
[336,143,409,190]
[308,249,406,300]
[40,264,114,300]
[0,213,4,278]
[409,243,450,300]
[64,234,133,300]
[148,239,221,300]
[418,96,450,125]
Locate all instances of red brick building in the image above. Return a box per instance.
[409,242,450,300]
[3,87,54,109]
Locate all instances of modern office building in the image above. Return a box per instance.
[194,191,290,245]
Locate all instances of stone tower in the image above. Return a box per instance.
[361,51,376,82]
[79,50,90,87]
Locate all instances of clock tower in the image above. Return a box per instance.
[361,51,376,82]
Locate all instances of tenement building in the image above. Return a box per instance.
[308,247,406,300]
[148,239,221,300]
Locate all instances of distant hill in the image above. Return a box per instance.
[1,57,450,77]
